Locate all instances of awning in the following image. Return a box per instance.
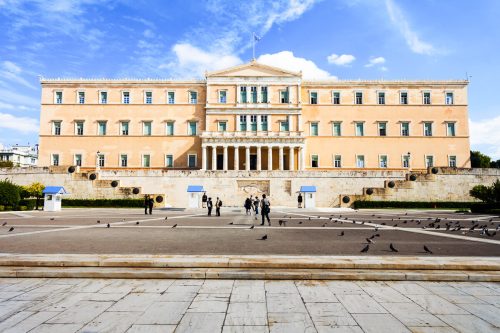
[42,186,68,195]
[187,185,205,193]
[300,186,316,193]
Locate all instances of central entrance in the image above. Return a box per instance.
[216,154,223,170]
[250,154,257,170]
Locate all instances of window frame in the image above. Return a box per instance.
[423,122,433,137]
[188,121,198,136]
[75,121,84,136]
[400,91,408,105]
[122,91,130,104]
[448,155,457,168]
[120,154,128,167]
[279,120,289,132]
[334,155,341,168]
[400,122,410,136]
[378,122,387,136]
[356,155,365,168]
[51,153,60,166]
[354,91,363,105]
[310,122,319,136]
[309,91,318,105]
[142,154,151,168]
[187,154,197,168]
[377,91,386,105]
[189,91,198,104]
[99,90,108,104]
[166,121,175,136]
[311,154,319,168]
[422,91,431,105]
[77,91,85,104]
[52,121,62,136]
[142,121,152,136]
[218,90,227,104]
[445,91,454,105]
[74,154,82,167]
[165,154,174,168]
[218,121,227,132]
[97,121,107,136]
[379,154,388,168]
[446,122,456,136]
[332,91,340,105]
[144,91,153,104]
[260,86,268,103]
[120,121,129,136]
[402,154,410,168]
[280,89,289,104]
[355,122,364,136]
[332,122,342,136]
[425,155,434,168]
[54,91,63,104]
[97,153,105,167]
[167,91,175,104]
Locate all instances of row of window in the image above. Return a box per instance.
[54,90,197,105]
[51,153,197,168]
[310,154,457,168]
[314,91,455,105]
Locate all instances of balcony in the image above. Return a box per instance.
[201,131,304,138]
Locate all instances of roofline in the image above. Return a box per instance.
[206,60,302,77]
[302,80,469,86]
[40,78,205,84]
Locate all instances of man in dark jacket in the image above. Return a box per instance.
[215,197,222,216]
[148,197,154,214]
[298,193,303,208]
[144,196,149,215]
[207,197,213,216]
[202,192,207,208]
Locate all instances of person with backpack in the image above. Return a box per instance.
[260,194,271,226]
[207,197,213,216]
[215,197,222,216]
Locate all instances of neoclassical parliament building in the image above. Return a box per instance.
[39,61,470,171]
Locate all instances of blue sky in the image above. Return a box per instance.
[0,0,499,158]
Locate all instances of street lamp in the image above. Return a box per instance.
[407,151,411,173]
[96,150,100,170]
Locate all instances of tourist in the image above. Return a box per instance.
[253,196,260,215]
[298,193,303,208]
[207,197,213,216]
[216,197,222,216]
[144,195,149,215]
[148,196,154,215]
[260,194,271,226]
[202,192,207,208]
[244,197,252,215]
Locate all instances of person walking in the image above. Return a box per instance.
[148,196,154,215]
[144,195,149,215]
[253,196,260,215]
[298,193,303,208]
[202,192,207,208]
[260,194,271,226]
[207,197,213,216]
[215,197,222,216]
[244,197,252,215]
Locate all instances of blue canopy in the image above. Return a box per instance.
[187,185,205,193]
[42,186,68,194]
[300,186,317,193]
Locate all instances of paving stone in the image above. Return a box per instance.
[98,280,140,294]
[131,279,175,293]
[438,293,486,305]
[231,280,265,302]
[126,324,176,333]
[386,282,432,295]
[225,302,267,326]
[360,285,409,303]
[267,293,307,313]
[265,280,298,294]
[108,292,160,311]
[28,292,89,312]
[296,281,338,303]
[456,303,500,327]
[438,314,499,333]
[336,294,387,314]
[47,300,113,324]
[0,310,34,331]
[316,326,364,333]
[29,323,83,333]
[223,326,269,333]
[4,311,60,333]
[381,302,447,327]
[417,283,467,296]
[452,283,500,296]
[325,281,366,295]
[476,295,500,307]
[176,312,226,333]
[71,279,111,293]
[135,301,190,324]
[352,313,411,333]
[165,284,201,294]
[0,300,32,321]
[0,291,24,300]
[171,279,205,286]
[187,293,229,312]
[268,312,316,333]
[199,280,234,294]
[306,302,356,326]
[404,295,468,315]
[85,292,128,302]
[80,311,141,333]
[158,291,198,302]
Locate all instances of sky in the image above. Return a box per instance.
[0,0,499,159]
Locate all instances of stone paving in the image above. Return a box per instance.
[1,278,500,332]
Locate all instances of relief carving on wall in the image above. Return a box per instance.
[237,180,270,196]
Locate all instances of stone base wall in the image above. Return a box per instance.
[1,167,499,208]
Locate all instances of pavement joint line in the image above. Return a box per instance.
[0,213,206,239]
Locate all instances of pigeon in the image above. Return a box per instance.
[8,227,14,232]
[2,222,6,226]
[424,245,433,254]
[361,221,365,225]
[249,225,254,229]
[374,227,379,232]
[389,243,398,252]
[485,229,493,237]
[229,222,233,225]
[366,238,373,244]
[106,224,110,228]
[393,224,398,228]
[298,221,303,224]
[360,244,370,253]
[50,218,55,221]
[96,220,101,224]
[172,224,177,228]
[136,221,139,225]
[374,233,381,237]
[260,234,268,240]
[322,223,326,227]
[339,231,344,236]
[369,235,376,239]
[405,212,408,215]
[308,217,311,221]
[164,217,168,220]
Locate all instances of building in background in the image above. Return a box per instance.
[0,144,38,167]
[38,61,469,171]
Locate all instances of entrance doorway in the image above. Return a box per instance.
[217,154,223,170]
[250,154,257,170]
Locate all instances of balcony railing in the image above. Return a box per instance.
[201,131,304,138]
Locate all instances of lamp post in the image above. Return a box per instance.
[96,150,100,171]
[407,151,411,173]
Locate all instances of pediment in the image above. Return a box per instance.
[206,60,301,78]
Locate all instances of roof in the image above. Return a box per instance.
[42,186,68,194]
[300,186,317,193]
[187,185,205,193]
[206,60,302,78]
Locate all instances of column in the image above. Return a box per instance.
[201,145,207,170]
[257,146,262,171]
[297,114,302,132]
[279,146,284,171]
[289,146,294,171]
[245,146,250,171]
[268,147,273,170]
[300,146,305,170]
[234,146,239,171]
[211,145,217,171]
[223,145,228,171]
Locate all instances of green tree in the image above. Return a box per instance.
[0,161,14,168]
[0,179,21,208]
[470,151,492,168]
[491,159,500,168]
[470,180,500,203]
[24,182,45,210]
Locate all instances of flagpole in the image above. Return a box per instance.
[252,32,255,60]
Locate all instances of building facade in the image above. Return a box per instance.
[39,61,470,171]
[0,145,38,167]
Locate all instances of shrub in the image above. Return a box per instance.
[61,198,144,208]
[0,161,14,168]
[470,180,500,204]
[353,201,476,209]
[0,179,20,208]
[18,199,36,210]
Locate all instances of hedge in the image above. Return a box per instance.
[61,199,144,208]
[353,201,477,209]
[470,203,500,214]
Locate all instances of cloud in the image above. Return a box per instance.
[470,116,500,160]
[258,51,337,80]
[365,57,386,67]
[0,61,37,90]
[0,113,39,133]
[327,54,355,66]
[385,0,436,55]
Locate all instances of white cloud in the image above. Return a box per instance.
[0,113,39,133]
[327,54,356,66]
[470,116,500,159]
[365,56,386,67]
[0,61,37,89]
[385,0,436,55]
[258,51,337,80]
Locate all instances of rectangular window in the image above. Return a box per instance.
[166,122,174,136]
[423,91,431,105]
[355,122,364,136]
[145,91,152,104]
[189,91,197,104]
[143,121,152,136]
[356,155,365,168]
[167,91,175,104]
[378,92,385,105]
[122,91,130,104]
[219,90,227,104]
[120,122,129,136]
[188,121,197,136]
[74,154,82,167]
[426,156,434,168]
[400,91,408,105]
[98,154,105,167]
[250,115,257,131]
[250,86,257,103]
[401,122,410,136]
[310,122,319,136]
[334,155,341,168]
[165,154,174,168]
[449,156,457,167]
[239,115,247,131]
[333,122,342,136]
[379,155,388,168]
[280,120,289,132]
[53,121,61,135]
[424,122,433,136]
[52,154,59,166]
[310,92,318,104]
[403,155,410,168]
[100,91,107,104]
[55,91,63,104]
[188,154,197,168]
[355,92,363,105]
[78,91,85,104]
[332,92,340,105]
[446,122,456,136]
[142,154,151,167]
[378,122,387,136]
[120,154,128,167]
[98,121,107,135]
[75,121,84,135]
[218,121,227,132]
[311,155,319,168]
[240,87,247,103]
[280,89,289,103]
[260,86,268,103]
[261,115,268,131]
[445,92,454,105]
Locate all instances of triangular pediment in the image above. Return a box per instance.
[206,60,301,78]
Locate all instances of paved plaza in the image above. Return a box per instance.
[0,208,499,256]
[0,278,500,332]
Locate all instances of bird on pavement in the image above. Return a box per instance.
[136,221,139,225]
[338,231,344,236]
[424,245,433,254]
[8,227,14,232]
[2,222,6,226]
[50,218,55,221]
[229,222,233,225]
[374,233,381,237]
[366,238,373,244]
[298,221,303,224]
[308,217,311,221]
[360,244,369,253]
[369,235,375,239]
[106,224,110,228]
[393,224,398,228]
[164,217,168,220]
[97,220,100,223]
[172,224,177,228]
[322,223,326,227]
[389,243,398,252]
[260,234,268,240]
[249,225,254,229]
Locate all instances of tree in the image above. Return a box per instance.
[490,159,500,168]
[470,151,491,168]
[470,180,500,203]
[0,161,14,168]
[0,179,21,208]
[24,182,45,210]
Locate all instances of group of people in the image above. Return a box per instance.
[144,196,154,214]
[245,194,271,226]
[201,193,222,216]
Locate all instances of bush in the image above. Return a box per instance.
[61,199,144,208]
[470,180,500,204]
[470,203,500,214]
[0,161,14,168]
[0,179,20,207]
[18,199,36,210]
[353,201,476,209]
